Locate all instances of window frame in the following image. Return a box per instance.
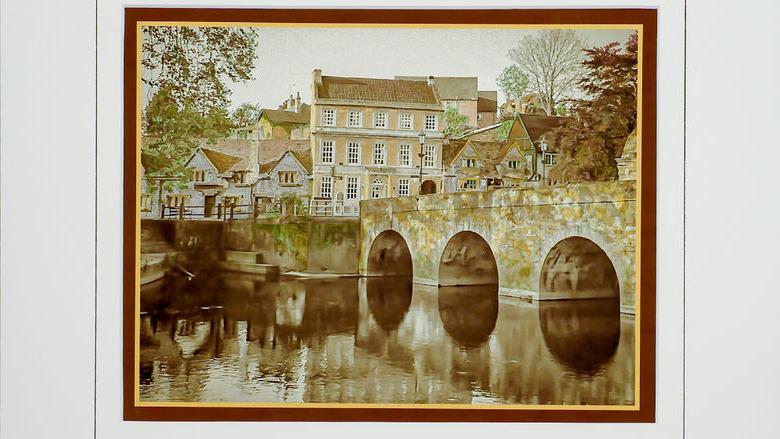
[423,144,436,168]
[320,176,333,199]
[398,144,411,167]
[320,140,335,164]
[398,178,410,197]
[346,176,359,200]
[373,111,388,129]
[347,110,363,128]
[372,143,386,166]
[399,112,414,130]
[347,141,361,165]
[321,108,336,126]
[424,114,438,131]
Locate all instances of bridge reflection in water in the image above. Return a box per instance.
[139,273,634,405]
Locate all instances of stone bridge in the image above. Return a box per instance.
[358,181,637,314]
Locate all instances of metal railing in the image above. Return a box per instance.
[308,199,359,217]
[160,201,308,221]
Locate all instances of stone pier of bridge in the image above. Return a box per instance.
[358,181,638,314]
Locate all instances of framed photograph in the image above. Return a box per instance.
[125,7,656,422]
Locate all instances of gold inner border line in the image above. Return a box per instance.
[134,20,644,411]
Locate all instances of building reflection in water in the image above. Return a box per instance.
[139,272,634,405]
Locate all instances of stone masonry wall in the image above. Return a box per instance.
[142,217,359,274]
[359,181,638,313]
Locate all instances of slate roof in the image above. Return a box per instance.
[318,75,440,105]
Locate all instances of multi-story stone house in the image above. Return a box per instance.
[232,93,311,141]
[443,113,565,192]
[310,70,446,213]
[396,76,497,129]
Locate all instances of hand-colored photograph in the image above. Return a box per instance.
[126,8,656,422]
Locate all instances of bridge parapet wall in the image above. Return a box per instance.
[359,181,637,313]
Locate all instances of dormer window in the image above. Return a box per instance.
[462,158,477,168]
[507,160,521,169]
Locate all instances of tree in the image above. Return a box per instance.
[548,33,638,183]
[442,107,470,138]
[496,64,529,101]
[231,102,263,127]
[507,29,586,115]
[142,87,233,181]
[141,26,259,113]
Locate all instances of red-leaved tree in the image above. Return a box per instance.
[548,33,638,183]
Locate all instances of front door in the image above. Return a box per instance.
[204,195,216,218]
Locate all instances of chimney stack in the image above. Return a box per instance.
[427,75,435,86]
[295,91,301,113]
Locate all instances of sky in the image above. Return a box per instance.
[144,26,635,111]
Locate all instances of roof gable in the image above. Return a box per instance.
[201,148,244,173]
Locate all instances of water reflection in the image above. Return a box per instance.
[139,273,634,405]
[366,276,413,331]
[538,299,621,375]
[437,285,498,348]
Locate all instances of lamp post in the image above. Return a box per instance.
[417,130,427,193]
[539,136,549,182]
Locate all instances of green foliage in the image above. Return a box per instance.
[141,26,259,112]
[140,26,259,179]
[496,64,529,100]
[142,87,234,179]
[496,119,514,141]
[549,33,638,183]
[443,107,470,138]
[232,102,263,127]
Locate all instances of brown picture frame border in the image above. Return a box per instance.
[123,7,656,422]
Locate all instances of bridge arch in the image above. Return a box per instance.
[438,231,499,286]
[539,235,620,300]
[366,230,413,277]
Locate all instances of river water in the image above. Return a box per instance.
[139,273,635,405]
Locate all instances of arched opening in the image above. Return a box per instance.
[539,236,619,300]
[539,299,620,375]
[438,231,498,286]
[367,230,413,277]
[420,179,437,195]
[438,285,498,348]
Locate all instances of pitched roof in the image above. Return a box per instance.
[518,114,567,143]
[395,76,478,101]
[477,91,498,112]
[196,138,251,159]
[458,122,503,142]
[201,148,244,173]
[290,150,313,174]
[257,139,309,164]
[443,139,505,170]
[258,159,281,174]
[261,104,310,125]
[317,75,440,105]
